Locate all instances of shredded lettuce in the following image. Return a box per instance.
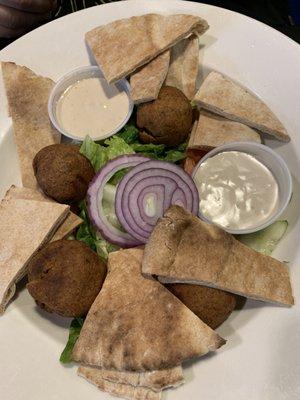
[76,200,119,261]
[79,136,108,171]
[117,124,139,144]
[80,135,134,172]
[104,136,135,159]
[60,317,84,364]
[80,125,187,174]
[237,220,288,256]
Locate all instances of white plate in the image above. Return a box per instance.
[1,1,300,399]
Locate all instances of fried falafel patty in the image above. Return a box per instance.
[137,86,193,147]
[27,240,106,317]
[166,283,237,329]
[33,144,94,204]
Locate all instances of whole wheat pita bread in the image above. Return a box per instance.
[5,185,82,241]
[0,195,69,314]
[78,366,161,400]
[193,71,289,142]
[80,365,184,392]
[188,110,261,150]
[165,35,199,100]
[130,51,170,104]
[1,62,60,189]
[73,247,224,371]
[86,14,209,83]
[50,212,82,241]
[142,206,293,306]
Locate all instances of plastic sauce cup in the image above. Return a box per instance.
[192,141,292,235]
[48,66,133,142]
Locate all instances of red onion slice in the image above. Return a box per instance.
[87,154,149,247]
[115,160,199,243]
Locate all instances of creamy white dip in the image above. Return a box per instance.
[193,151,279,230]
[56,77,129,139]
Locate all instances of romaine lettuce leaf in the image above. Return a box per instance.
[117,124,139,144]
[80,135,134,172]
[76,200,119,261]
[104,136,135,159]
[60,317,84,364]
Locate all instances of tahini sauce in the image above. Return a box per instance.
[56,77,129,139]
[193,151,279,230]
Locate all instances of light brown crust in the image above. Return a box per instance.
[78,365,184,392]
[78,366,161,400]
[85,14,209,83]
[142,206,294,306]
[5,185,82,241]
[187,110,261,150]
[0,194,69,314]
[193,71,289,142]
[165,35,199,100]
[73,248,225,371]
[1,62,60,189]
[130,51,170,104]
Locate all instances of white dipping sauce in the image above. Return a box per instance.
[56,77,129,139]
[193,151,279,230]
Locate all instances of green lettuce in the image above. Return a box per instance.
[80,135,134,172]
[237,221,288,256]
[60,317,84,364]
[76,200,119,261]
[79,136,108,171]
[117,124,139,144]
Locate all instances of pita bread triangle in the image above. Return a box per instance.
[85,13,208,83]
[188,110,261,150]
[1,62,60,189]
[130,51,170,104]
[5,185,82,242]
[165,34,199,100]
[80,365,183,392]
[73,247,225,371]
[194,71,290,142]
[0,194,69,314]
[142,206,293,306]
[78,366,161,400]
[78,363,183,399]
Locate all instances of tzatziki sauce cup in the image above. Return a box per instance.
[48,66,133,142]
[192,141,292,235]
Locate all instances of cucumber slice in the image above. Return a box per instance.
[236,221,288,256]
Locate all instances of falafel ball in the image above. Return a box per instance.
[137,86,193,147]
[27,240,106,317]
[33,144,94,204]
[166,284,237,329]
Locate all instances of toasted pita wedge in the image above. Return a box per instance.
[50,212,82,241]
[81,365,184,392]
[130,51,170,104]
[73,247,224,371]
[0,196,69,314]
[1,62,60,189]
[79,366,161,400]
[142,206,293,306]
[5,185,82,241]
[86,14,208,83]
[165,35,199,100]
[193,71,289,142]
[188,110,261,150]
